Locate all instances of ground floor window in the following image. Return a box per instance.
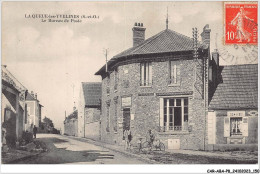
[230,117,242,136]
[162,98,188,131]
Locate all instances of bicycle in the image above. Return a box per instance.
[135,137,165,153]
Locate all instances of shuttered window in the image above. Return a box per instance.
[140,62,152,86]
[169,61,180,84]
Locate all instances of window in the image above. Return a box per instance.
[140,62,152,86]
[161,98,188,131]
[169,61,180,84]
[106,75,110,94]
[230,117,242,136]
[114,69,118,91]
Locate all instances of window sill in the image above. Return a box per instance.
[158,131,190,135]
[140,86,152,88]
[168,83,180,87]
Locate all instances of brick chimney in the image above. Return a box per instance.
[201,24,211,48]
[132,22,146,47]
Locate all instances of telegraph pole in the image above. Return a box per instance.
[103,48,109,73]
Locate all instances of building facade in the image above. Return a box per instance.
[2,66,28,145]
[96,23,211,150]
[78,82,101,141]
[207,60,258,151]
[25,91,43,130]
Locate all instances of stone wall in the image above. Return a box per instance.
[100,55,207,150]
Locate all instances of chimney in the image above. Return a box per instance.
[31,91,34,98]
[201,24,211,48]
[35,93,37,100]
[132,22,146,47]
[210,49,219,87]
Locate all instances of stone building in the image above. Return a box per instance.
[78,82,101,141]
[64,109,78,136]
[95,23,211,150]
[2,65,44,146]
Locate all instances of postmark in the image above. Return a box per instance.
[224,2,258,45]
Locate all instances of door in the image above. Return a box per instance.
[123,108,130,132]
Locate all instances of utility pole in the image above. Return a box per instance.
[103,48,109,73]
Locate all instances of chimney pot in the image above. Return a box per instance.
[141,23,143,27]
[35,93,37,99]
[135,22,137,26]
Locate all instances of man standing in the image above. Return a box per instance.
[33,125,37,139]
[146,129,155,150]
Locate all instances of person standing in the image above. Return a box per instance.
[33,125,37,139]
[146,129,155,150]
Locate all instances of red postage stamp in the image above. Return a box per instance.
[225,2,258,44]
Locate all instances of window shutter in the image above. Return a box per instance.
[224,117,230,137]
[176,64,180,84]
[159,98,164,131]
[149,63,152,85]
[208,111,216,144]
[141,63,144,86]
[242,117,248,137]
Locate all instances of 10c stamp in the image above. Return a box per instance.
[225,2,258,44]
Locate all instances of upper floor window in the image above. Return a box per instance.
[114,68,118,91]
[169,61,180,85]
[140,62,152,86]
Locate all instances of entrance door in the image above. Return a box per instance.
[123,108,130,132]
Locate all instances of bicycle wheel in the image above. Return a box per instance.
[159,142,165,151]
[141,141,150,152]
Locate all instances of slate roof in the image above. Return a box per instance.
[82,82,102,107]
[114,29,200,58]
[95,29,204,75]
[209,64,258,110]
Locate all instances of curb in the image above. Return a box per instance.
[64,135,160,164]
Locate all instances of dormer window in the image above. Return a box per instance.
[140,62,152,86]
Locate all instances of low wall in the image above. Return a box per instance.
[85,121,100,141]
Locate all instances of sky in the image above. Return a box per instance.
[2,1,257,132]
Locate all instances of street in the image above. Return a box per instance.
[16,134,145,164]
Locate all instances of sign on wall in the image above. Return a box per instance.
[227,111,245,117]
[121,96,131,108]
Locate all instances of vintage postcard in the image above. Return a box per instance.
[1,1,259,173]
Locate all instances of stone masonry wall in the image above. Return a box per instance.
[100,56,206,150]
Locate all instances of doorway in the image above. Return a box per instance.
[123,108,130,132]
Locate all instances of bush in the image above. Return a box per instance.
[22,131,33,144]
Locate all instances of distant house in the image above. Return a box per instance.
[208,63,258,150]
[25,91,43,130]
[64,109,78,136]
[78,82,102,140]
